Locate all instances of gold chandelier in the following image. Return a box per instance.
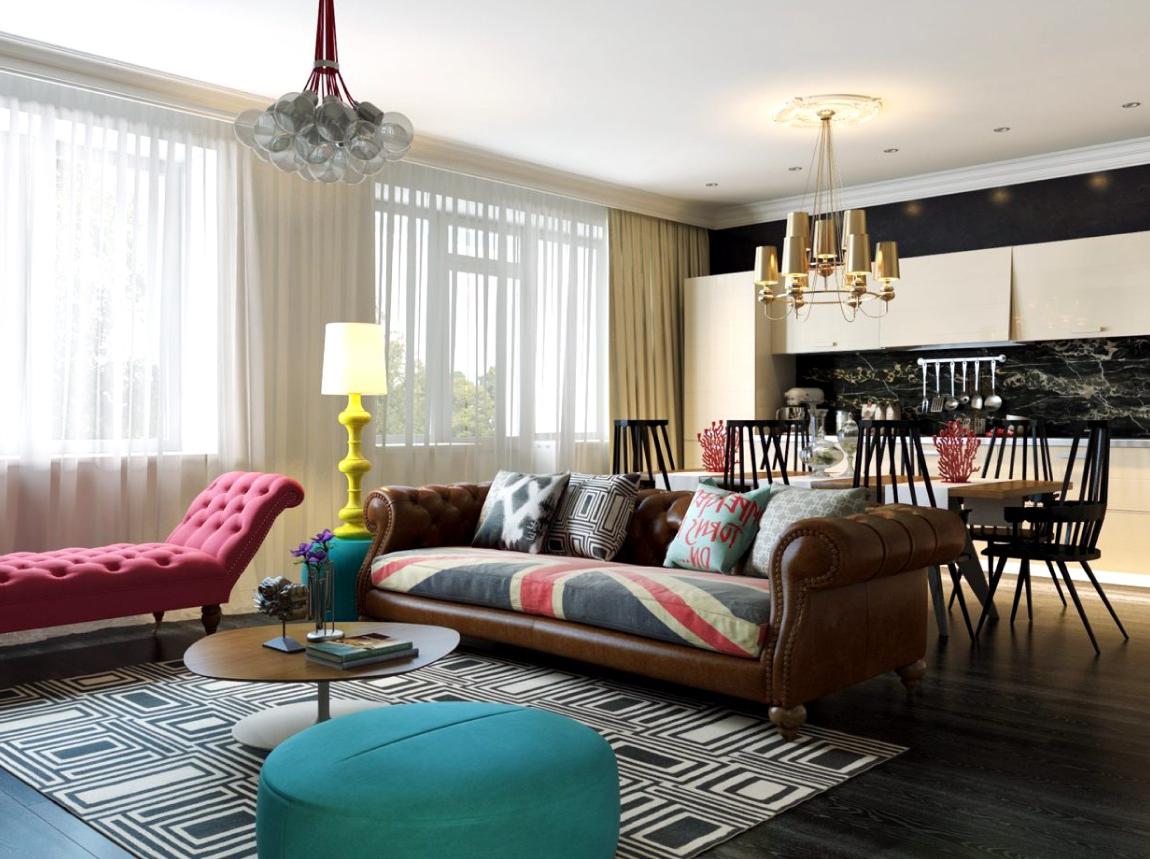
[756,102,901,321]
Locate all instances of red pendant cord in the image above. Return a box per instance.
[303,0,356,104]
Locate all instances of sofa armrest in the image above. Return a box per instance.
[766,504,966,708]
[355,483,490,614]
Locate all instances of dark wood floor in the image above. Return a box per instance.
[1,581,1148,859]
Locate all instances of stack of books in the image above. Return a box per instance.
[306,632,419,669]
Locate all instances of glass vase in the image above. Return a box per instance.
[800,407,845,476]
[305,561,344,642]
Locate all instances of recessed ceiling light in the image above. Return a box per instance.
[993,126,1011,133]
[788,166,803,171]
[704,182,718,187]
[883,148,899,153]
[1122,101,1142,109]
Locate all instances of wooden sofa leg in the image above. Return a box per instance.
[895,659,927,693]
[768,705,807,741]
[152,612,164,634]
[201,605,222,636]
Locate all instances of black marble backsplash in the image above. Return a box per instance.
[796,337,1150,438]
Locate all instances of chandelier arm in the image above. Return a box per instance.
[324,0,337,64]
[313,0,325,64]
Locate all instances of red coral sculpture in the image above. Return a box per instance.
[697,420,731,472]
[934,419,982,483]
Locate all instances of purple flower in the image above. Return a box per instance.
[289,541,311,559]
[316,529,335,544]
[305,544,328,564]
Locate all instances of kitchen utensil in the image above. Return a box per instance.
[930,365,944,413]
[943,361,960,411]
[959,361,971,406]
[920,363,930,413]
[984,360,1003,412]
[971,361,983,410]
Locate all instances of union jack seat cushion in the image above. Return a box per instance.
[370,548,771,658]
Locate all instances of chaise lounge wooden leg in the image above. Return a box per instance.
[152,611,164,634]
[768,705,807,740]
[895,659,927,693]
[201,605,222,636]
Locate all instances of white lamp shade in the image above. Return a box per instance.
[321,322,389,395]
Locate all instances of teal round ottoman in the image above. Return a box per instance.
[256,702,619,859]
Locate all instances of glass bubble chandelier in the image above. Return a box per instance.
[755,95,900,322]
[233,0,412,184]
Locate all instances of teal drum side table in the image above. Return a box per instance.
[327,534,372,620]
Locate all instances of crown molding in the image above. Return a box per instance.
[710,135,1150,230]
[0,32,717,227]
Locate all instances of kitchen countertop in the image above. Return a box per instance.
[828,435,1150,448]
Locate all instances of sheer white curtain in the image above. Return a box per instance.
[373,162,610,484]
[0,72,377,613]
[0,74,231,554]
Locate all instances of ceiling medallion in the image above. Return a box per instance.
[233,0,412,184]
[770,94,883,128]
[756,99,901,322]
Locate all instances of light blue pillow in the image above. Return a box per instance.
[663,482,775,574]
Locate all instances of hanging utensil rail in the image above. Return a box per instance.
[915,354,1006,369]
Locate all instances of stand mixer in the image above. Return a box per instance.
[775,387,826,423]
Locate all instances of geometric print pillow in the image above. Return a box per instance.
[544,472,641,561]
[472,470,571,554]
[747,486,867,578]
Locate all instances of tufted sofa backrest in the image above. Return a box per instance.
[166,472,305,580]
[365,483,693,569]
[612,489,694,567]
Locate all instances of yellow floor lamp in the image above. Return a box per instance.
[320,322,388,619]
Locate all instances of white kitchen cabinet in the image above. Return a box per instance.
[1010,230,1150,341]
[880,247,1013,348]
[682,271,794,467]
[772,295,882,354]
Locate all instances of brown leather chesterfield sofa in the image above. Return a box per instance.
[356,483,966,738]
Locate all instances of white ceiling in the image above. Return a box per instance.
[3,0,1150,207]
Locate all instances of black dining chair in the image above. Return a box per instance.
[980,417,1054,481]
[849,420,976,640]
[771,417,809,475]
[721,420,794,491]
[973,420,1124,653]
[612,419,676,491]
[961,416,1067,609]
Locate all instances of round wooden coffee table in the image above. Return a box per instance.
[184,621,459,749]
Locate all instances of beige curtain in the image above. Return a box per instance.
[608,209,709,464]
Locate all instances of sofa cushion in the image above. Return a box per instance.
[662,483,773,574]
[544,473,640,561]
[371,548,771,658]
[473,471,570,554]
[748,487,868,578]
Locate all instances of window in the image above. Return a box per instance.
[374,164,608,462]
[0,76,221,457]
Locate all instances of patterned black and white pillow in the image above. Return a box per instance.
[545,472,641,561]
[473,470,571,554]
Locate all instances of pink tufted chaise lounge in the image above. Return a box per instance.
[0,472,304,636]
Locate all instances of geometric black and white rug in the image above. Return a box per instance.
[0,652,904,859]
